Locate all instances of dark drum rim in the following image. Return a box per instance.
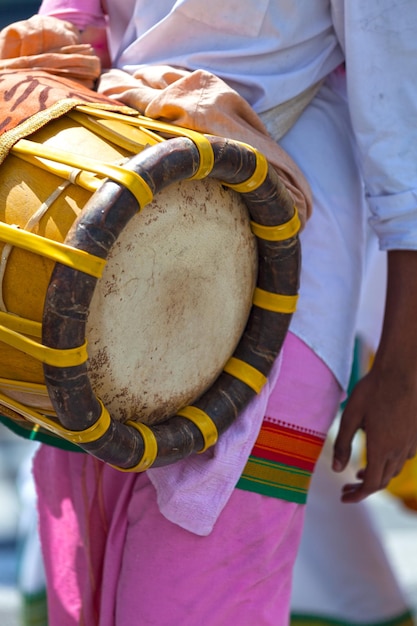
[42,133,301,470]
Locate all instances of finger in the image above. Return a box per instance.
[343,457,399,502]
[378,458,399,491]
[407,447,417,460]
[332,400,363,472]
[340,481,363,503]
[356,468,365,480]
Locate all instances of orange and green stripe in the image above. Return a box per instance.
[236,420,325,503]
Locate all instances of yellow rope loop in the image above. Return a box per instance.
[253,288,299,314]
[0,222,106,278]
[67,109,161,154]
[0,324,88,367]
[133,115,215,180]
[179,130,215,180]
[0,377,49,395]
[0,311,42,338]
[223,357,267,394]
[66,400,112,444]
[112,421,158,472]
[0,392,111,444]
[176,406,219,453]
[14,150,102,194]
[74,107,215,180]
[74,105,166,145]
[140,122,214,180]
[221,145,268,193]
[250,207,301,241]
[12,139,154,211]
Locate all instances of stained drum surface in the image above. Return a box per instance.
[87,178,258,424]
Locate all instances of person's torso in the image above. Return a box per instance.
[106,0,343,112]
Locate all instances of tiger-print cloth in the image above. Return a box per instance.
[0,68,136,164]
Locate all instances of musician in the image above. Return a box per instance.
[4,2,417,624]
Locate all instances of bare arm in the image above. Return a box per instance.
[333,249,417,501]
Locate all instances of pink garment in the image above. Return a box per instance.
[147,354,282,536]
[34,333,343,625]
[148,333,341,535]
[38,0,107,30]
[34,455,305,626]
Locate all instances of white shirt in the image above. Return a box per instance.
[39,0,417,389]
[109,0,343,113]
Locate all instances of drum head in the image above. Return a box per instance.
[87,177,257,425]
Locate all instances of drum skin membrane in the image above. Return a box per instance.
[87,177,257,425]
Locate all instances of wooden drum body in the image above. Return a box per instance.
[0,96,301,471]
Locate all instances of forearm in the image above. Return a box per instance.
[333,248,417,501]
[374,249,417,378]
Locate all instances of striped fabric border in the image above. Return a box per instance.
[0,414,83,452]
[236,420,325,503]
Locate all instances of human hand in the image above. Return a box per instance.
[332,364,417,502]
[332,250,417,502]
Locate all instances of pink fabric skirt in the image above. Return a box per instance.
[33,333,343,625]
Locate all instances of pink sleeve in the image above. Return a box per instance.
[38,0,106,30]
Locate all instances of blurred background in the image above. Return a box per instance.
[0,0,40,28]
